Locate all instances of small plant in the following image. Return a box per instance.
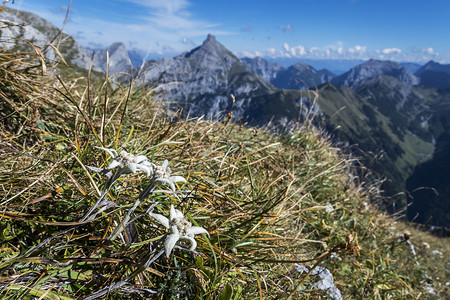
[0,20,448,299]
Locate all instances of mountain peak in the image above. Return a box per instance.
[332,59,418,89]
[205,34,216,43]
[200,34,226,52]
[241,57,284,82]
[184,34,236,65]
[415,60,450,76]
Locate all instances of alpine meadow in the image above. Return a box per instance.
[0,4,449,300]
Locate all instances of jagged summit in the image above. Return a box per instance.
[272,62,336,90]
[183,34,238,71]
[415,60,450,90]
[241,57,284,82]
[332,59,418,89]
[241,57,335,89]
[108,42,127,53]
[93,42,132,74]
[205,33,216,43]
[137,34,275,119]
[415,60,450,76]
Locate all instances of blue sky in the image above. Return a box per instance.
[7,0,450,63]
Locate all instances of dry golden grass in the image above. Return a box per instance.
[0,29,448,299]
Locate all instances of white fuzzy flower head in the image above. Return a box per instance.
[96,146,154,176]
[152,160,186,191]
[149,205,209,258]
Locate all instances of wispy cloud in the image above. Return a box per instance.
[283,43,306,56]
[238,41,449,62]
[382,47,402,54]
[414,47,439,56]
[347,45,366,55]
[125,0,190,15]
[280,24,294,32]
[123,0,221,35]
[20,0,232,55]
[239,42,372,60]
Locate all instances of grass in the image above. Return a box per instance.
[0,26,449,299]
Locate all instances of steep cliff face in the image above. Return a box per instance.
[271,62,335,90]
[241,57,284,82]
[332,59,419,89]
[92,42,132,75]
[415,61,450,91]
[242,57,336,90]
[137,35,276,120]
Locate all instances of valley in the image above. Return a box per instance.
[2,7,450,228]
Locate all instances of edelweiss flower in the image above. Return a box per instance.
[96,146,154,176]
[152,160,186,191]
[150,205,209,258]
[80,147,154,222]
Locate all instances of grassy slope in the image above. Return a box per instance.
[316,83,434,196]
[0,41,449,299]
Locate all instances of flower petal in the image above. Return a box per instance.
[134,155,148,164]
[169,176,186,183]
[155,178,173,188]
[95,146,118,158]
[162,160,169,170]
[137,164,152,177]
[86,166,113,178]
[149,212,170,228]
[165,233,180,258]
[189,226,209,237]
[168,181,176,192]
[174,208,184,219]
[107,160,121,169]
[127,162,137,173]
[180,236,197,251]
[169,205,177,221]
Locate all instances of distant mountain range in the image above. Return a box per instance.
[0,8,132,75]
[2,8,450,227]
[415,60,450,91]
[243,58,336,90]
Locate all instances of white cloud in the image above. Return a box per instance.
[292,45,306,56]
[267,48,276,55]
[278,43,371,59]
[382,47,402,54]
[282,43,306,57]
[423,47,438,56]
[425,48,435,54]
[18,0,233,55]
[237,43,450,63]
[348,45,366,55]
[280,24,294,32]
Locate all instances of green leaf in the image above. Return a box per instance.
[196,255,204,268]
[218,282,233,300]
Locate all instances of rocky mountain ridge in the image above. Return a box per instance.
[2,8,450,227]
[414,60,450,91]
[241,57,284,82]
[242,57,336,90]
[136,34,276,120]
[332,59,419,89]
[0,7,132,74]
